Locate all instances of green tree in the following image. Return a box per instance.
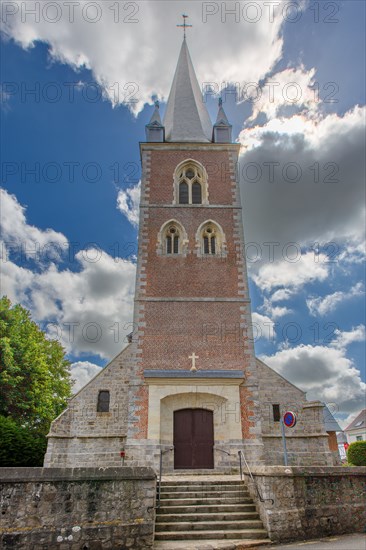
[0,296,71,434]
[0,415,47,466]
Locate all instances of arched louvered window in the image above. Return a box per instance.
[176,162,207,204]
[166,225,180,254]
[179,182,189,204]
[97,390,110,412]
[192,182,202,204]
[158,220,187,257]
[197,221,225,258]
[203,226,216,255]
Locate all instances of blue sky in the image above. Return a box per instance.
[1,0,365,426]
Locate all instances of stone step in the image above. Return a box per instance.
[156,511,259,523]
[162,470,237,475]
[157,503,257,515]
[161,480,243,486]
[160,489,249,500]
[154,529,269,541]
[155,520,263,532]
[153,539,271,549]
[160,483,245,490]
[159,497,253,506]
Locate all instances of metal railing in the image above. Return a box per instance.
[156,447,174,508]
[238,450,274,505]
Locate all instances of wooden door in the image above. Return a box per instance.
[174,409,214,469]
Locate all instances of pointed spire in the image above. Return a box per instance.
[146,100,165,142]
[213,97,232,143]
[163,39,213,143]
[215,97,230,125]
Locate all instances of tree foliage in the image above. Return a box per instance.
[0,415,47,466]
[0,296,72,433]
[347,440,366,466]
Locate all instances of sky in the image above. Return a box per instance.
[1,0,365,428]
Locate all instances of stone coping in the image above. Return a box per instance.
[243,465,366,477]
[0,467,156,482]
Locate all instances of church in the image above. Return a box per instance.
[44,36,335,472]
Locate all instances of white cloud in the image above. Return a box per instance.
[331,325,366,350]
[307,282,364,316]
[263,300,292,319]
[239,107,366,264]
[249,66,317,121]
[70,361,102,393]
[117,181,140,227]
[252,312,276,341]
[252,251,329,292]
[1,189,136,360]
[0,188,67,260]
[1,0,288,113]
[261,343,366,416]
[271,289,294,302]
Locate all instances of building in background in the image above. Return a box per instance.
[344,409,366,443]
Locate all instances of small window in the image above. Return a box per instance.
[197,221,225,258]
[356,436,363,441]
[97,390,110,412]
[158,220,187,257]
[166,226,180,254]
[203,226,216,255]
[273,404,281,422]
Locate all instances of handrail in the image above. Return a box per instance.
[156,447,174,508]
[238,450,274,505]
[215,448,232,456]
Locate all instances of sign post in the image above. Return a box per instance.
[281,411,297,466]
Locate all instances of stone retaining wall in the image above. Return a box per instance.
[0,467,156,549]
[243,466,366,543]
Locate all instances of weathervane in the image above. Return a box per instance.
[177,14,192,39]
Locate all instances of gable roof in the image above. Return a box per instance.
[163,38,213,143]
[345,408,366,432]
[323,405,342,432]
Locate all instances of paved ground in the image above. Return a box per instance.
[256,534,366,549]
[154,533,366,550]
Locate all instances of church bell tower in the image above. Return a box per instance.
[125,34,264,470]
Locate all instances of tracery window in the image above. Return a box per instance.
[174,160,208,205]
[158,220,188,256]
[203,226,216,255]
[196,220,226,258]
[166,225,180,254]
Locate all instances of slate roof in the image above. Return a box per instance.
[214,103,231,126]
[323,405,342,432]
[163,38,213,142]
[147,101,163,127]
[345,408,366,432]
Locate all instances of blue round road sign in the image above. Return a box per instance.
[283,411,297,428]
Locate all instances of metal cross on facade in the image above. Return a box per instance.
[177,14,192,39]
[189,352,199,371]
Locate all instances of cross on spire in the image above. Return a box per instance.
[177,14,192,39]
